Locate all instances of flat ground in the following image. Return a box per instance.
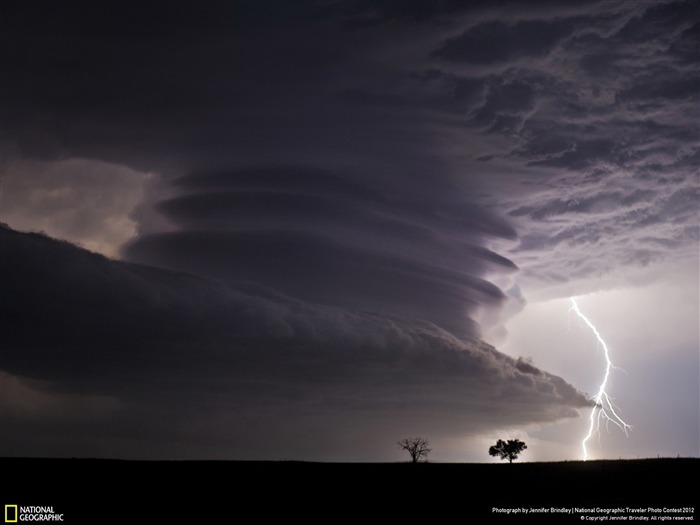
[2,458,697,523]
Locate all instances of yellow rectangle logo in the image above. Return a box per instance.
[5,505,18,523]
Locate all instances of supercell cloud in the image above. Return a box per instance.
[1,0,697,460]
[125,166,516,339]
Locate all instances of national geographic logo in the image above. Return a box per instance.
[4,506,63,522]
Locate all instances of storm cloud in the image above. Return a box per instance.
[1,225,589,459]
[425,0,699,296]
[1,0,697,461]
[124,165,516,339]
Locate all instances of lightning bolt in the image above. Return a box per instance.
[570,297,631,460]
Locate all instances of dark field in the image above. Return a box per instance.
[2,457,697,523]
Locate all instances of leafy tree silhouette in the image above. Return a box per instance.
[489,439,527,463]
[398,437,431,463]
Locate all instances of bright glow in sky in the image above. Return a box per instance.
[499,279,699,462]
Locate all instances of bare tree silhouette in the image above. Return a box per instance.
[398,437,431,463]
[489,439,527,463]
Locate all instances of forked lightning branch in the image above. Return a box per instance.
[570,297,632,460]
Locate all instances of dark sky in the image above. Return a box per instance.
[1,0,698,461]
